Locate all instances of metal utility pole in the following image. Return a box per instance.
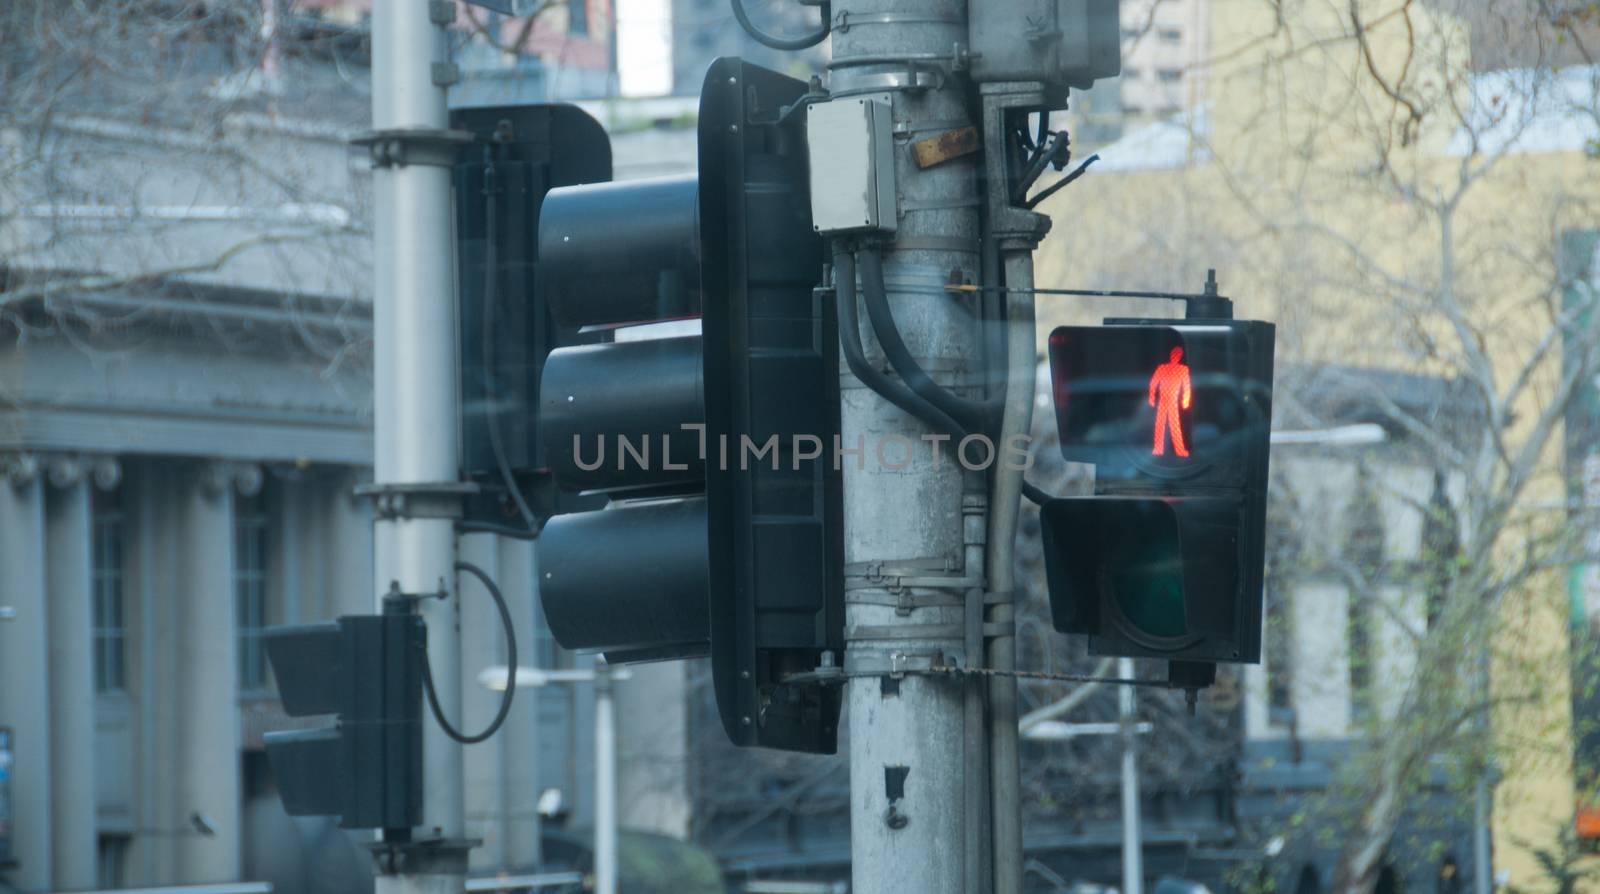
[366,0,470,892]
[593,664,618,894]
[1119,657,1143,894]
[830,3,983,892]
[478,664,628,894]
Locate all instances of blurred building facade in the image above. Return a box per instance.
[0,10,617,891]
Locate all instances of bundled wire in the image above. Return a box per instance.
[421,561,517,745]
[857,249,1000,433]
[833,244,1055,506]
[730,0,831,51]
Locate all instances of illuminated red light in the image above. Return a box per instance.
[1148,346,1192,458]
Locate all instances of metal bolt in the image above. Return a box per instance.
[729,124,740,134]
[742,715,752,726]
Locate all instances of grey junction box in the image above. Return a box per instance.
[806,98,898,236]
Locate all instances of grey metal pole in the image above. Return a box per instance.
[1119,657,1142,894]
[830,3,980,892]
[989,251,1038,894]
[594,664,618,894]
[370,0,467,892]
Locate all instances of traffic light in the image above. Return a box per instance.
[533,59,844,753]
[1041,312,1274,682]
[262,610,424,830]
[453,103,612,529]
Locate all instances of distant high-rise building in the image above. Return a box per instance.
[1116,0,1209,119]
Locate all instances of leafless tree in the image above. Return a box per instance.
[1031,0,1600,886]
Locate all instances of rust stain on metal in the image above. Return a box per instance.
[912,127,980,169]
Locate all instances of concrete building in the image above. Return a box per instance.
[1116,0,1210,119]
[0,11,628,890]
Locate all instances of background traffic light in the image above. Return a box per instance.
[453,103,612,530]
[1041,317,1274,673]
[263,611,424,830]
[534,59,844,753]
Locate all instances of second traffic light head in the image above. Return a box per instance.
[1042,319,1274,667]
[532,58,843,754]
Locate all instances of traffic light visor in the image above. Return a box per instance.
[1041,496,1241,656]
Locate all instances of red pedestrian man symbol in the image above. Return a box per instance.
[1148,346,1192,458]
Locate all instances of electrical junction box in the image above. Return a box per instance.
[968,0,1122,90]
[806,98,897,236]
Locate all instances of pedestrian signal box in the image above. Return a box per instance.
[1041,320,1274,673]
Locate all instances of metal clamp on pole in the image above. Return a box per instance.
[366,835,479,878]
[355,481,480,521]
[350,128,474,168]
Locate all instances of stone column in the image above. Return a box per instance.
[45,459,98,890]
[173,463,240,882]
[329,469,375,619]
[0,456,53,891]
[130,460,180,884]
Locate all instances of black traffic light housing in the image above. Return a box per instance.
[1042,310,1274,679]
[262,609,424,830]
[534,59,843,753]
[453,103,612,529]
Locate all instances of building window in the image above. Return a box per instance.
[97,834,130,889]
[236,490,270,692]
[1157,68,1183,83]
[91,487,127,693]
[568,0,588,35]
[1158,27,1182,43]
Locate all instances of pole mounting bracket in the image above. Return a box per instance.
[355,481,481,521]
[368,835,480,877]
[351,128,474,168]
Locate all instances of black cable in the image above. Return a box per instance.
[857,249,1000,433]
[421,561,517,745]
[837,247,1058,508]
[480,145,540,534]
[1013,132,1076,205]
[834,247,970,440]
[730,0,831,50]
[1022,480,1052,506]
[1024,153,1100,210]
[458,518,539,540]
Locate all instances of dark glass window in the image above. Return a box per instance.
[235,490,270,692]
[91,487,127,693]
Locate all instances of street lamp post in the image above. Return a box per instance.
[478,663,629,894]
[1022,677,1152,894]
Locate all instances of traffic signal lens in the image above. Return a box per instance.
[1109,526,1187,639]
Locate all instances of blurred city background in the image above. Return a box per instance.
[1,1,1598,893]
